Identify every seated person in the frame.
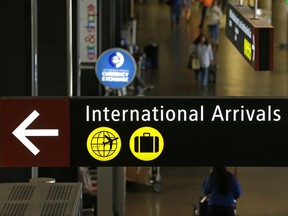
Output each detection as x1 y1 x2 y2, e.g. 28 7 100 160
78 167 97 215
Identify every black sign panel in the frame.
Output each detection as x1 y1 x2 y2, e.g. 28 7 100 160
70 97 288 167
2 97 288 167
225 2 273 71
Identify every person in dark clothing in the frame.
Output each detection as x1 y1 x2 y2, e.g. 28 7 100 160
202 167 242 216
198 0 213 30
168 0 183 27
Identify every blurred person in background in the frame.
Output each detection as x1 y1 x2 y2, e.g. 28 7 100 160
198 0 213 30
167 0 183 27
206 0 222 50
79 167 98 216
182 0 192 22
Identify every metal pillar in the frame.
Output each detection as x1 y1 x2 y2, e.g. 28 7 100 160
31 0 38 97
67 0 73 97
272 0 288 46
253 0 258 19
31 0 38 179
258 0 271 10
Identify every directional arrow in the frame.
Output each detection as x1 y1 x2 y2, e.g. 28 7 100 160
12 110 59 156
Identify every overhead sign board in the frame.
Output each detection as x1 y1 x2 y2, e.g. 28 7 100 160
95 48 136 89
225 2 273 71
0 98 70 167
1 97 288 167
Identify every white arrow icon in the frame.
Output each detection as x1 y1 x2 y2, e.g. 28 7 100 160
12 110 59 156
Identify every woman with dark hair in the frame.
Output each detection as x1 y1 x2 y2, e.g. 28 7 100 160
192 33 213 88
202 167 242 216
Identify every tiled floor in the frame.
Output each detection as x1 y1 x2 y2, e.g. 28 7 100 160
125 1 288 216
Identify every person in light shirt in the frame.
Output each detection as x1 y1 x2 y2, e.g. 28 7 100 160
206 0 223 50
195 33 214 88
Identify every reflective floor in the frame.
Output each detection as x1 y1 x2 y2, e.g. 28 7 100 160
126 167 288 216
125 1 288 216
135 1 288 97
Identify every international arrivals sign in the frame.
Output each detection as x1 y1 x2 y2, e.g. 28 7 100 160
1 97 288 167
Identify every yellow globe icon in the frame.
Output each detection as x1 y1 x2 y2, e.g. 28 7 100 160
87 127 121 161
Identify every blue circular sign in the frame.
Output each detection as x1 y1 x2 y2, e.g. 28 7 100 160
96 48 137 89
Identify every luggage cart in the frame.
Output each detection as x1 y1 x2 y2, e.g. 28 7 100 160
193 196 238 216
144 43 159 69
193 196 208 216
126 166 163 193
149 166 163 193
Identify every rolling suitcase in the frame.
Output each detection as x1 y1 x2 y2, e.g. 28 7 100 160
208 64 217 84
193 196 209 216
199 196 209 216
144 44 159 69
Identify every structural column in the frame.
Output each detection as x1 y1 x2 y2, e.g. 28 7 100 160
97 167 114 216
272 0 288 46
258 0 271 10
97 167 126 216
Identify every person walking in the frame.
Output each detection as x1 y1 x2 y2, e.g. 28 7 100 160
192 33 213 88
202 167 242 216
182 0 192 22
198 0 213 30
206 0 222 50
169 0 183 27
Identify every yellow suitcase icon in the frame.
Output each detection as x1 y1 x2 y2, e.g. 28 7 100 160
134 133 159 153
